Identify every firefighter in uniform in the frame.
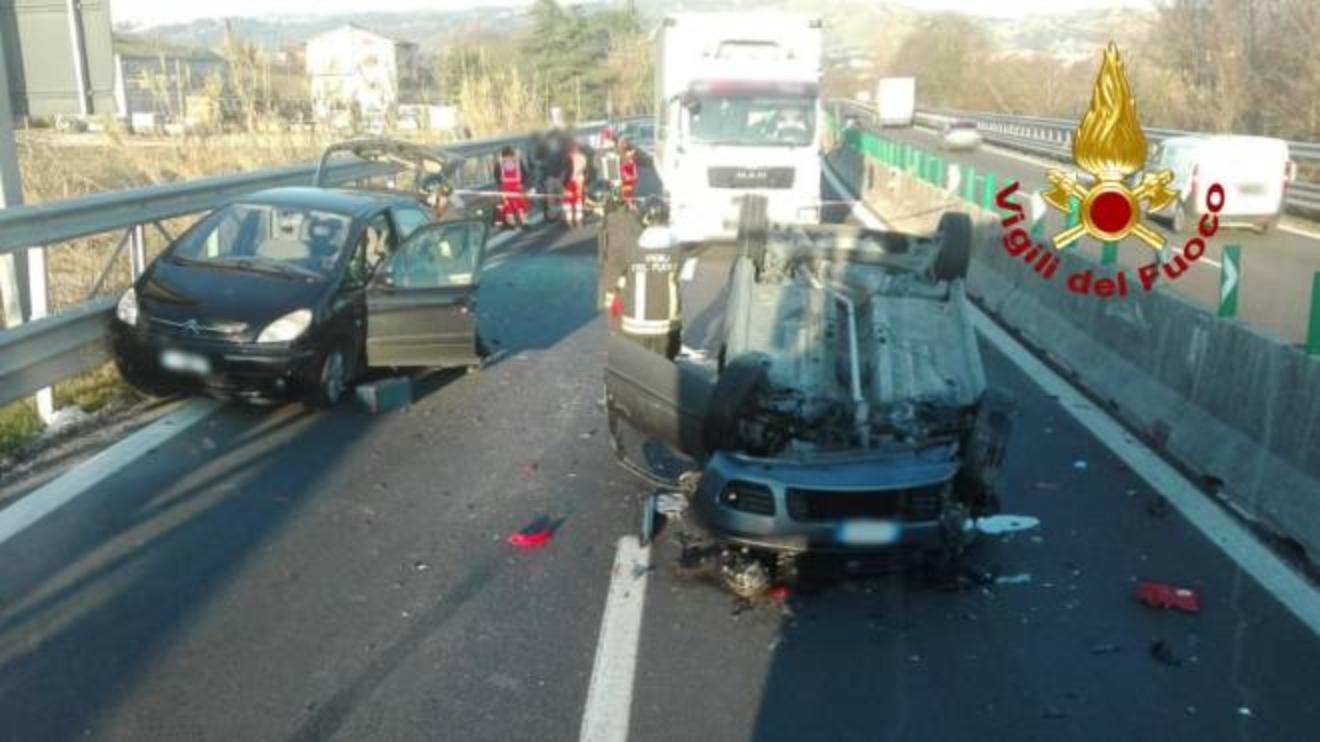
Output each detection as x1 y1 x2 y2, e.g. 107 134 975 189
599 198 681 359
493 146 529 229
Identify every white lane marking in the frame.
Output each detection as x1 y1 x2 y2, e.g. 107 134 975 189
679 257 698 282
970 307 1320 637
579 535 651 742
0 399 222 545
1280 222 1320 240
826 157 1320 638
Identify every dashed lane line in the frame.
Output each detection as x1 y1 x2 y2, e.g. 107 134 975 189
578 536 651 742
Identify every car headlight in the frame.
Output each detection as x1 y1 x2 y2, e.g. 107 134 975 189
116 287 139 326
256 309 312 343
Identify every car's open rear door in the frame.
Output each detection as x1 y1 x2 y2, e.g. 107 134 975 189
365 219 486 368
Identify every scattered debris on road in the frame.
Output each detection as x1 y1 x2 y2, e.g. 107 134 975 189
508 515 560 548
973 514 1041 535
1149 639 1183 666
1135 580 1201 613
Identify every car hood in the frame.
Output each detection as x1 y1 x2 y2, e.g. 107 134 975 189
138 258 328 341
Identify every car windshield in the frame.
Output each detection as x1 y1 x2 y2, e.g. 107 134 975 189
688 94 816 147
170 202 354 279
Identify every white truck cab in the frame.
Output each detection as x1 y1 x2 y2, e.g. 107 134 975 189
654 13 823 243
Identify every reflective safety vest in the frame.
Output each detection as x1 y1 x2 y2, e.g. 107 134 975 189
617 236 680 337
499 159 523 189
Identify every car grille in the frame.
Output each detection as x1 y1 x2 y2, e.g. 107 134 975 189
719 481 776 516
707 166 795 189
786 484 945 523
148 316 249 340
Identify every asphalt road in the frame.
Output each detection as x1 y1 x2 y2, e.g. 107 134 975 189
878 126 1320 344
1 166 1318 741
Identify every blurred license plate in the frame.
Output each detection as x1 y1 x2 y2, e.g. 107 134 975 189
835 520 901 545
160 349 211 375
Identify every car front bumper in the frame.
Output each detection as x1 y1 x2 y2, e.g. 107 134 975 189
112 323 323 401
689 448 962 554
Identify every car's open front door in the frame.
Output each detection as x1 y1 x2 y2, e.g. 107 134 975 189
365 219 487 368
605 332 714 462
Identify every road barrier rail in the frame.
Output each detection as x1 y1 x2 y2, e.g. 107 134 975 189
0 121 630 409
832 99 1320 214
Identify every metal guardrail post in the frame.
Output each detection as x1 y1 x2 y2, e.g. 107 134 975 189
962 166 976 202
1219 245 1241 318
129 224 147 278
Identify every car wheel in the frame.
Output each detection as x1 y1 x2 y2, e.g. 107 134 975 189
313 347 347 408
934 211 972 281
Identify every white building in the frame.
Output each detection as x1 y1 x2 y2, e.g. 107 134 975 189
305 24 419 122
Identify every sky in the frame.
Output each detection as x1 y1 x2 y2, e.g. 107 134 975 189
111 0 1154 27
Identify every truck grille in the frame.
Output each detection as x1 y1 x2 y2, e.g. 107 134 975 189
785 484 944 523
707 166 795 189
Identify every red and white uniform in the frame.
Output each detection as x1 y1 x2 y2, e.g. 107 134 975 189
620 155 639 206
563 149 589 225
497 157 528 225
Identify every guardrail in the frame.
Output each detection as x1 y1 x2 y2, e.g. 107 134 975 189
0 121 630 409
832 99 1320 214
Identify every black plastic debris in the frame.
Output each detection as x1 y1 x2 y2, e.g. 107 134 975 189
1149 639 1183 666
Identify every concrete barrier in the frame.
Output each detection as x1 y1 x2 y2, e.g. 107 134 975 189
825 139 1320 564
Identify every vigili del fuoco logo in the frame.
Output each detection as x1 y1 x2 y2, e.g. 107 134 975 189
995 42 1226 298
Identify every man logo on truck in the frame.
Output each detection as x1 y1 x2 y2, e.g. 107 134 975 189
1041 42 1178 253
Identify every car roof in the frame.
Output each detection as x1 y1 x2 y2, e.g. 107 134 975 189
239 186 418 218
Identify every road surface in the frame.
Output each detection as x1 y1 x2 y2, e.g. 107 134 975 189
0 166 1317 742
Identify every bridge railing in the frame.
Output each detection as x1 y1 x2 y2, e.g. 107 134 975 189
0 121 629 410
832 99 1320 214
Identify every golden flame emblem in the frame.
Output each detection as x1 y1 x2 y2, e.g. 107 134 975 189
1043 43 1177 251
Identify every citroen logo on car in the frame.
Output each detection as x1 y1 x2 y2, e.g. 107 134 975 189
182 319 202 336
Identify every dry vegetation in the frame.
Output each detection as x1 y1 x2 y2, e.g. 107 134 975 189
825 0 1320 143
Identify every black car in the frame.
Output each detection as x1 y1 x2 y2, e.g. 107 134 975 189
112 186 489 405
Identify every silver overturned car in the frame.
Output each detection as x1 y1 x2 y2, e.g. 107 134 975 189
605 197 1014 594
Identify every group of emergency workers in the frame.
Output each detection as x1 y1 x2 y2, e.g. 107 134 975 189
493 127 640 231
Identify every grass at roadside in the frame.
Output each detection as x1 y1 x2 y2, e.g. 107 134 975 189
0 364 133 458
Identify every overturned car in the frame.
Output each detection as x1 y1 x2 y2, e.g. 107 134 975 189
605 197 1014 592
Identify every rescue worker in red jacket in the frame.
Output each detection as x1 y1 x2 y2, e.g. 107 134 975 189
619 142 640 207
494 146 530 229
563 142 590 228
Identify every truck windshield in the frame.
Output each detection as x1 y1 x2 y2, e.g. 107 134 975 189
688 95 816 147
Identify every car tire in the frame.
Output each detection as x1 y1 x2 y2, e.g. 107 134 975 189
934 211 973 281
313 347 347 408
701 352 768 454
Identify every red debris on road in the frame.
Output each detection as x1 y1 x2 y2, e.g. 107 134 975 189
1135 581 1201 613
508 528 554 548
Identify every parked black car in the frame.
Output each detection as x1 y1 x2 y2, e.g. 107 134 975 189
112 184 489 406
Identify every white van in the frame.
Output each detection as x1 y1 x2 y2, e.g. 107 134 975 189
1151 135 1296 233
